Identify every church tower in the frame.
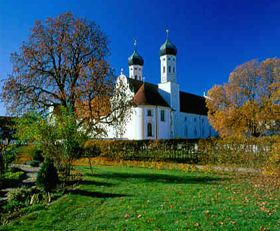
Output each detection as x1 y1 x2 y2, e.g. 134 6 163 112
158 29 180 137
128 39 144 81
159 29 177 83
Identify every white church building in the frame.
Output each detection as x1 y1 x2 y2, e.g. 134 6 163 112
107 32 218 140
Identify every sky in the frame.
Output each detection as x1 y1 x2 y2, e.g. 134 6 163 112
1 0 280 116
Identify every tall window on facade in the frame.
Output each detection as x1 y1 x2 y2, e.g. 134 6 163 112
160 110 165 121
173 67 175 73
147 123 153 137
168 66 171 73
194 127 197 137
163 66 165 73
147 109 152 116
135 75 137 79
185 126 188 136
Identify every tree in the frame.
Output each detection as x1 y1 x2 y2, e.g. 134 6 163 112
1 12 131 137
207 58 280 137
15 107 88 180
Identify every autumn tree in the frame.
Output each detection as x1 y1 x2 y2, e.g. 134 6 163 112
1 12 131 137
207 58 280 137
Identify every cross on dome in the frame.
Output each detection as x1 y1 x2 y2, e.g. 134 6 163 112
166 27 169 38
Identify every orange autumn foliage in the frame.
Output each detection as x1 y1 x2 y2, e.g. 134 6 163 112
1 12 131 137
207 58 280 137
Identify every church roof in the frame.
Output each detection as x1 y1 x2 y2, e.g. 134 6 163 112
126 77 208 115
180 92 208 115
128 79 170 107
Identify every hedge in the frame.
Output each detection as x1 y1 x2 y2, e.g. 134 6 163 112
84 139 200 163
84 137 280 167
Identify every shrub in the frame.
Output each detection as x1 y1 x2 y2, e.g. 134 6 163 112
36 160 59 192
7 186 30 203
28 160 40 167
3 171 25 181
0 144 17 175
33 149 44 162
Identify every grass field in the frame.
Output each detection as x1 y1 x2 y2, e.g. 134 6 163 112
1 166 279 230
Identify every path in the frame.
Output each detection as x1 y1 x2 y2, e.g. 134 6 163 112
0 164 39 204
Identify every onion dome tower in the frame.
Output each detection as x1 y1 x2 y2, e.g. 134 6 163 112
159 29 177 83
128 39 144 81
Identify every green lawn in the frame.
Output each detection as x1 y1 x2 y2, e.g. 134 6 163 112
1 166 279 230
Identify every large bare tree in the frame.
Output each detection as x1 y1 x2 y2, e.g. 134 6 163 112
1 12 131 137
207 58 280 137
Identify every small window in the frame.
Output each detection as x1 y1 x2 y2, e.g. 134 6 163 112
163 66 165 73
147 109 152 116
173 58 175 61
185 116 187 121
135 75 137 79
168 66 171 73
173 67 175 73
163 58 165 61
134 68 137 70
194 118 196 122
194 127 197 137
202 119 204 124
168 57 170 60
160 110 165 121
147 123 153 137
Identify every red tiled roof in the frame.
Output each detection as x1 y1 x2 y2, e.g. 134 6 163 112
126 77 208 115
132 83 170 107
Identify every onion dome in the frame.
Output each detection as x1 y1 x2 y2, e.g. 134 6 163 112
159 29 177 56
128 50 144 66
128 38 144 66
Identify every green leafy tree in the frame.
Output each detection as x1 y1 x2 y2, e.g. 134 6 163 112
15 106 87 180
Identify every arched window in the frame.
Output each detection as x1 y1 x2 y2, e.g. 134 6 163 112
194 127 197 137
147 123 153 137
185 126 188 136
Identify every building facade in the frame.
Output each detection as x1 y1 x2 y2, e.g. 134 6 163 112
107 33 218 140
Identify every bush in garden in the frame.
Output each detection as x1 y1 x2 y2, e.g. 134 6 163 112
36 160 59 192
0 143 17 175
33 149 44 162
7 186 30 203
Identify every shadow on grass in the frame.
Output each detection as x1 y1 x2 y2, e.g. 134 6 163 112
89 172 225 185
70 189 129 198
80 180 115 187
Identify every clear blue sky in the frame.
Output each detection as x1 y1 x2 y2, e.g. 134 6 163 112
1 0 280 116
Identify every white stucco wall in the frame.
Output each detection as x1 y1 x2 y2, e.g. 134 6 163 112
129 65 143 81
